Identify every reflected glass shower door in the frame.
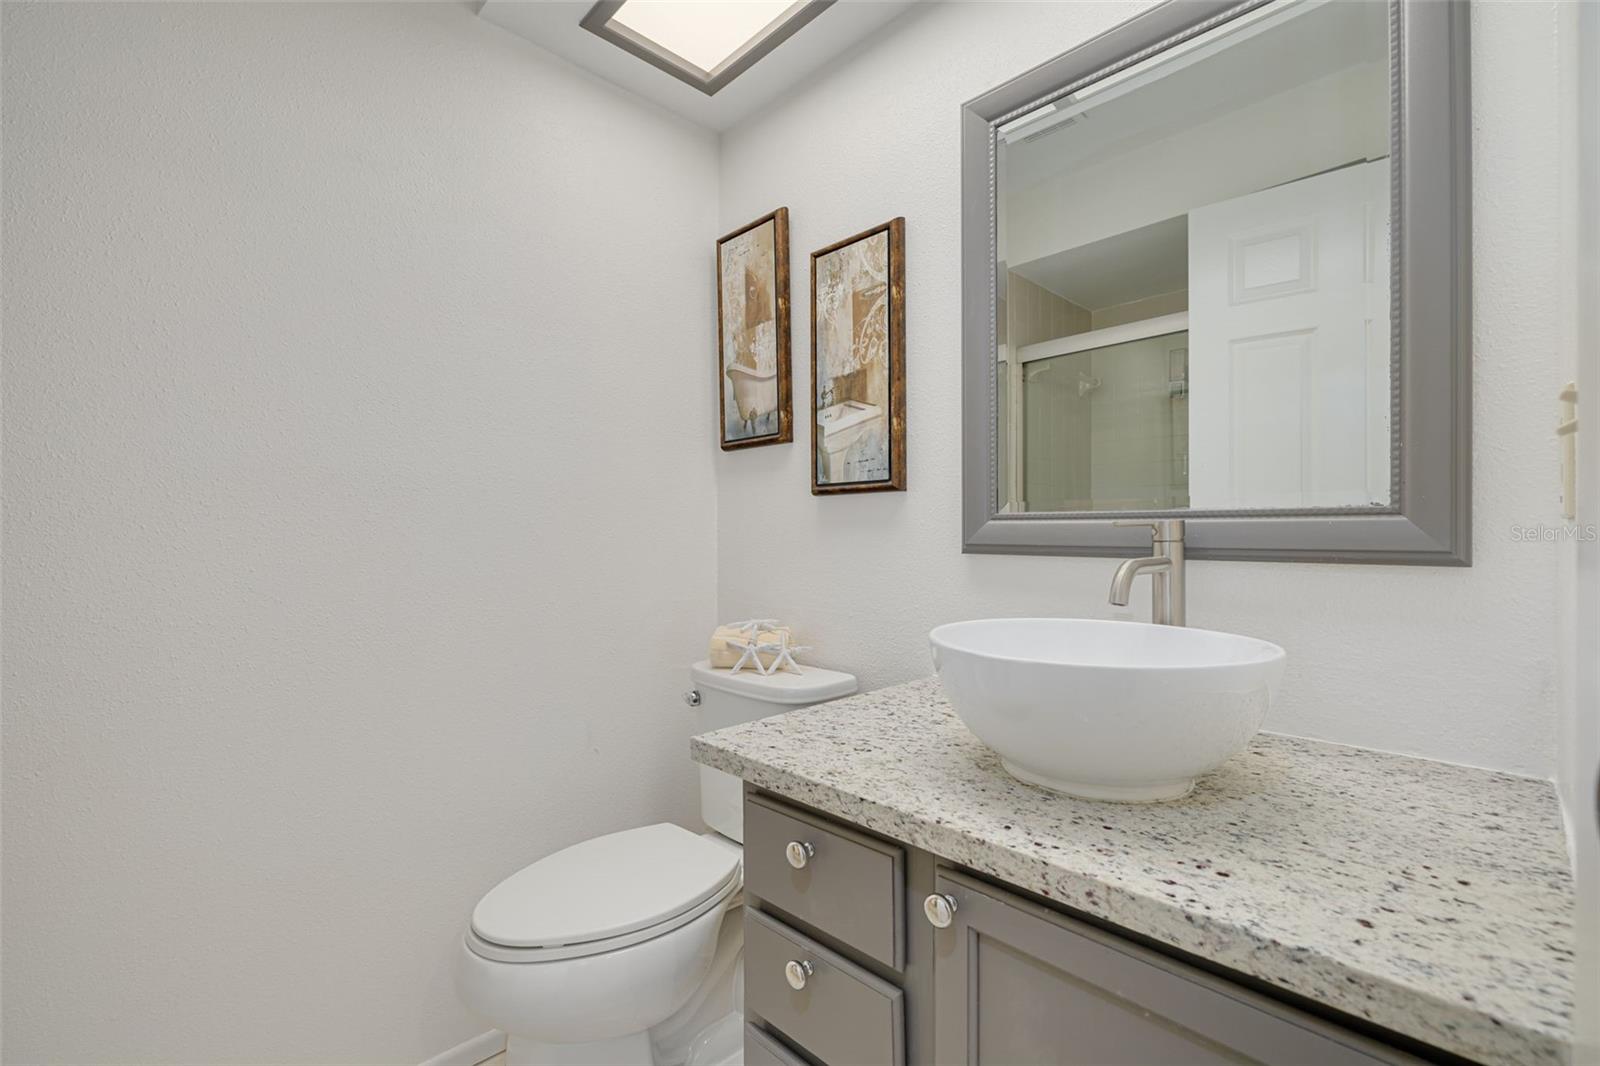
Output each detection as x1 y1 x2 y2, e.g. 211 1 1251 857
1021 331 1189 512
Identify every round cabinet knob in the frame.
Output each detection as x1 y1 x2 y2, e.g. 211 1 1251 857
784 840 815 869
924 893 959 929
784 959 815 990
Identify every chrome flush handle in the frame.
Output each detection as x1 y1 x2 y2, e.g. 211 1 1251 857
924 893 958 928
785 840 815 869
784 959 815 990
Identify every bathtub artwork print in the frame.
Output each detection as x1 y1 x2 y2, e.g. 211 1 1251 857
716 208 791 449
810 217 906 493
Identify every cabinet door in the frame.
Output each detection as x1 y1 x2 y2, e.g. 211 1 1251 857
930 870 1417 1066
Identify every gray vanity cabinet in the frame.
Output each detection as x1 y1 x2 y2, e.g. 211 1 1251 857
742 789 1425 1066
929 870 1420 1066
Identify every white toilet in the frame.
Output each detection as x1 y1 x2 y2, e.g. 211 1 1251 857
456 661 857 1066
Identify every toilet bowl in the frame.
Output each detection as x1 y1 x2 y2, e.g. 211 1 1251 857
457 824 743 1065
457 662 857 1066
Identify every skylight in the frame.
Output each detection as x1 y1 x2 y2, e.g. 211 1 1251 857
581 1 834 96
611 1 797 74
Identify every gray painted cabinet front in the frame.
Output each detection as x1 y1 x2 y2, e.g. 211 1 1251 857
930 869 1422 1066
745 907 906 1066
744 1024 809 1066
743 789 1433 1066
744 791 906 969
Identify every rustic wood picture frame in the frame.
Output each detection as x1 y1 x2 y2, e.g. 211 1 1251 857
716 207 792 450
810 217 906 494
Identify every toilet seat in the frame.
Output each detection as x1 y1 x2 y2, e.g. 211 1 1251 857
467 823 742 964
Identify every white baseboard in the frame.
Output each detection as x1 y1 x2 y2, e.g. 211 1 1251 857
420 1029 506 1066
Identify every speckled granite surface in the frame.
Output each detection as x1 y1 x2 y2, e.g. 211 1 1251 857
691 677 1575 1066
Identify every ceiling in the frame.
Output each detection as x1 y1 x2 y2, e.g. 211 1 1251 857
1011 215 1187 311
478 0 922 131
1001 0 1388 195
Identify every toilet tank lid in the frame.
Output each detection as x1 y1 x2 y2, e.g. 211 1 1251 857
691 660 857 704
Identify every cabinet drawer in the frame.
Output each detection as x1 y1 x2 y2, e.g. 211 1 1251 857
743 793 905 968
745 1024 809 1066
745 908 905 1066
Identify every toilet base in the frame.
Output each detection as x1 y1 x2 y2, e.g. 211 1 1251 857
506 1030 652 1066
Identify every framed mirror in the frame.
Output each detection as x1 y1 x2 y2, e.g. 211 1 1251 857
961 0 1470 563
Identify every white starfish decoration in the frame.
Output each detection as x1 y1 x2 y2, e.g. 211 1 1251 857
726 618 781 640
762 633 812 676
726 637 766 676
720 619 808 676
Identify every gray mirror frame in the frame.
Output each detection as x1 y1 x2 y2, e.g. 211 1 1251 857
961 0 1470 565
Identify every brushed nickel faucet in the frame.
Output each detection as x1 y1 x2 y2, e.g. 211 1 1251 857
1108 520 1186 626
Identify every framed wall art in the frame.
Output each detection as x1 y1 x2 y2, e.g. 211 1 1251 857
810 217 905 494
716 208 792 449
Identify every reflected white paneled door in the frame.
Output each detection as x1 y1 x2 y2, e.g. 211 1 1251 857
1187 159 1391 510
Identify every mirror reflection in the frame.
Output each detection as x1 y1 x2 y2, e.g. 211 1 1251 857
995 0 1393 514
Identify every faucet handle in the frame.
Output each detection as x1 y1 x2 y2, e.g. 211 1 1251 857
1112 519 1184 542
1112 520 1158 542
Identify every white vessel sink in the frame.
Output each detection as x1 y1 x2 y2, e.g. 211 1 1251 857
929 618 1286 802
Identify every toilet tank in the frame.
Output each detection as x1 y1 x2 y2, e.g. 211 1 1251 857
689 660 857 842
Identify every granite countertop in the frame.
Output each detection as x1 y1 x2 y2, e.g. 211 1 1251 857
691 678 1575 1066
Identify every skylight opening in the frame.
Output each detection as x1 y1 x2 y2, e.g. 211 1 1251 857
610 1 798 75
581 0 835 96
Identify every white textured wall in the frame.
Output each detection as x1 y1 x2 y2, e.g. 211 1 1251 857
716 0 1565 777
1556 0 1600 1054
1 4 718 1062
